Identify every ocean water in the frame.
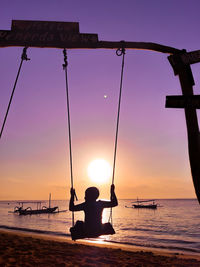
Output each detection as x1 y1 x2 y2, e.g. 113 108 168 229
0 199 200 255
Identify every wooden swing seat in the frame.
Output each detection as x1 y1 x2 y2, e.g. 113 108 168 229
70 220 115 240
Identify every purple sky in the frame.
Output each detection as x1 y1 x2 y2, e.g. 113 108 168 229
1 0 200 200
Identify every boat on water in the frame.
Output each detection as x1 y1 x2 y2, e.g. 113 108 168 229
14 193 59 215
132 199 158 209
17 206 58 215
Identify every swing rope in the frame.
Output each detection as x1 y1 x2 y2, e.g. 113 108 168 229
112 44 126 185
0 47 30 139
63 45 125 227
109 43 126 224
63 48 77 227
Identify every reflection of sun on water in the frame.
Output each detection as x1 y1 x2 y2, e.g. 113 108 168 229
88 159 112 184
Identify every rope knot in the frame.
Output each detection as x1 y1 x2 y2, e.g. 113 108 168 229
21 47 30 61
63 48 68 69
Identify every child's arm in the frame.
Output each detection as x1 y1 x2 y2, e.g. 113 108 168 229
101 184 118 208
69 188 84 211
110 184 118 207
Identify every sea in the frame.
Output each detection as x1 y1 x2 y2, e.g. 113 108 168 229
0 199 200 255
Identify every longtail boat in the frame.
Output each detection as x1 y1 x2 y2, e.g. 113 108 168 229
14 193 58 215
132 199 157 209
18 206 58 215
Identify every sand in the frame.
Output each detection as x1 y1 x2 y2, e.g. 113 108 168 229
0 230 200 267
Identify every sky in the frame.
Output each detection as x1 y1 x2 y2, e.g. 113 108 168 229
1 0 200 200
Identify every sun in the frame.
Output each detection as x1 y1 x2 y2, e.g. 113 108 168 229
88 159 112 184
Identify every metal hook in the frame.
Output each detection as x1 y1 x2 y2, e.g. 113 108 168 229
116 41 126 56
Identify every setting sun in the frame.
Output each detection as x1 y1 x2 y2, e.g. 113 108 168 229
88 159 112 184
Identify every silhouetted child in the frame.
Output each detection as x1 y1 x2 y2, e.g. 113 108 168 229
69 185 118 239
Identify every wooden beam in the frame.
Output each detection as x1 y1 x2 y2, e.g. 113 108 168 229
97 41 181 54
0 20 181 54
0 33 181 53
168 49 200 72
165 95 200 109
180 50 200 65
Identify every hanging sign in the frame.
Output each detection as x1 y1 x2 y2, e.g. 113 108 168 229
11 20 80 33
0 31 98 48
165 95 200 109
0 20 98 48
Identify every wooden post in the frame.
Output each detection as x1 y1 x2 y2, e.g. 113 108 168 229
177 66 200 203
168 51 200 204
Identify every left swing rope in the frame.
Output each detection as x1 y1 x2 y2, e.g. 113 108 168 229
0 47 30 139
63 48 77 227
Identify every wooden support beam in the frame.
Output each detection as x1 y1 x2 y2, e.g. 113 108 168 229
0 33 181 53
165 95 200 109
180 50 200 65
97 41 181 54
0 20 181 54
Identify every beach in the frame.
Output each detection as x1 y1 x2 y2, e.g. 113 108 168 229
0 230 200 267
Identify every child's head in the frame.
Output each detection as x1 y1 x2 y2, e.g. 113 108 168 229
85 187 99 202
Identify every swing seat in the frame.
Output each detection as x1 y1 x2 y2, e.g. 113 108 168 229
70 220 115 240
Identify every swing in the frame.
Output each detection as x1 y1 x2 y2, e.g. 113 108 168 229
63 45 126 240
70 221 115 240
0 45 125 240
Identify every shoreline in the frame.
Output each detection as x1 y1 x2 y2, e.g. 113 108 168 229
0 229 200 266
0 226 200 259
1 224 199 257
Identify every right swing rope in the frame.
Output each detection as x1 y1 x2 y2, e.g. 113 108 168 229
109 44 126 224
